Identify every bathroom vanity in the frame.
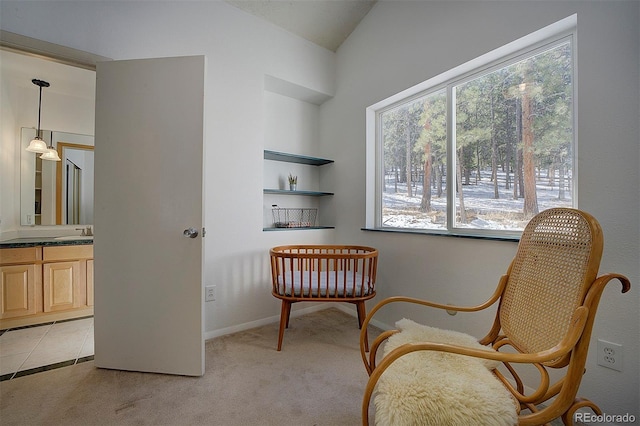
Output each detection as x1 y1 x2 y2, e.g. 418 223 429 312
0 238 93 330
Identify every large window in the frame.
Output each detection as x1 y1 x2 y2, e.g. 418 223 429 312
367 17 576 238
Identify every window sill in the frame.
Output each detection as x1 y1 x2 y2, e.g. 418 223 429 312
361 227 520 242
264 226 335 231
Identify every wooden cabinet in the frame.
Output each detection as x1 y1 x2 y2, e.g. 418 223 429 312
87 259 94 307
43 245 93 312
1 264 39 319
43 261 82 312
0 248 42 319
0 244 93 329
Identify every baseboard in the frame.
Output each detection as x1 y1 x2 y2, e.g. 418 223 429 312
204 303 333 341
203 303 392 342
333 303 392 331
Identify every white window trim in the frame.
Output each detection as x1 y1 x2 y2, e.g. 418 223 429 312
365 14 577 239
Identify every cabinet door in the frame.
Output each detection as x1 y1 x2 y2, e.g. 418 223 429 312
43 261 84 312
0 265 37 319
86 259 94 307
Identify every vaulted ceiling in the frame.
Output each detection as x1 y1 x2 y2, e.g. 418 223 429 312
1 1 378 93
225 0 377 52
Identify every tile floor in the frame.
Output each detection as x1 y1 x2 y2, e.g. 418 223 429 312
0 316 94 381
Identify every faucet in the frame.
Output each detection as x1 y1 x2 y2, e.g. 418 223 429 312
75 226 93 236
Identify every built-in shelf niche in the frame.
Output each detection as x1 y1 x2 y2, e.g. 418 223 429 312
263 150 334 231
262 74 335 232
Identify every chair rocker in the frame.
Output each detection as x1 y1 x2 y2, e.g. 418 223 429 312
359 208 630 426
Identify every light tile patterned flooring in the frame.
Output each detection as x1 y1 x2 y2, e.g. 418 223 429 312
0 317 94 381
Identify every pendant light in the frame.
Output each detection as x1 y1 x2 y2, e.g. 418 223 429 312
40 143 61 161
25 79 50 154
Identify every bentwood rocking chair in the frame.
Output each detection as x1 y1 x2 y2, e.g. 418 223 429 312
360 208 630 426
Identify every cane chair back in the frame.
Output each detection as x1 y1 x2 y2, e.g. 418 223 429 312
498 208 603 367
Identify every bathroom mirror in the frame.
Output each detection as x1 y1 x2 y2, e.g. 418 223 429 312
20 127 94 226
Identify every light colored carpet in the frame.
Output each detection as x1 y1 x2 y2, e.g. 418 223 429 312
1 308 379 426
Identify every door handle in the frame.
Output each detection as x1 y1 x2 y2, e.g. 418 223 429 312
183 227 199 238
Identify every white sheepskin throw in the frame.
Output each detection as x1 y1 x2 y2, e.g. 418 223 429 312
373 319 518 426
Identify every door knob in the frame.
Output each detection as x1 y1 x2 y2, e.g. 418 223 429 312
183 227 199 238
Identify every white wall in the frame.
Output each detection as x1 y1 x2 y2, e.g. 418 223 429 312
0 1 337 337
322 0 639 418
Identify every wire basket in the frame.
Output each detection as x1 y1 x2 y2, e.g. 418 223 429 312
272 205 317 228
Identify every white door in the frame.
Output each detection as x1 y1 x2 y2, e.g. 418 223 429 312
94 56 205 376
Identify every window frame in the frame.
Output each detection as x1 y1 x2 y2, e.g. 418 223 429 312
365 15 577 240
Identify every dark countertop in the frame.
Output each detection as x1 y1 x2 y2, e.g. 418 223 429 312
0 237 94 248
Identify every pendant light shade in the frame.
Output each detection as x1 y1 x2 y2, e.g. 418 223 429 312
25 137 48 153
40 148 61 161
26 79 59 160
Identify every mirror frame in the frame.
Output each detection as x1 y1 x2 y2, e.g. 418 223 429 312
56 142 95 224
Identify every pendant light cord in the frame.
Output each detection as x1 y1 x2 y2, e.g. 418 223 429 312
36 84 42 139
31 78 50 140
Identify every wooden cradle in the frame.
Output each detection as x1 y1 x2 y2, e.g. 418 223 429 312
269 245 378 351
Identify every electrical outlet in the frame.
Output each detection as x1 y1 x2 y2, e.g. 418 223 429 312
205 285 216 302
597 339 623 371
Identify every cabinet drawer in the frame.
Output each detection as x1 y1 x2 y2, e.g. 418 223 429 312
0 247 42 265
43 245 93 261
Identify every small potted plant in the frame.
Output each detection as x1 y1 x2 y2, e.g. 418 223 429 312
288 173 297 191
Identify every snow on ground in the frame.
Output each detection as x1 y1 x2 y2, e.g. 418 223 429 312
383 174 572 231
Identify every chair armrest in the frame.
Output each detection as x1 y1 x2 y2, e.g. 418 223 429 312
360 274 509 372
391 306 586 366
